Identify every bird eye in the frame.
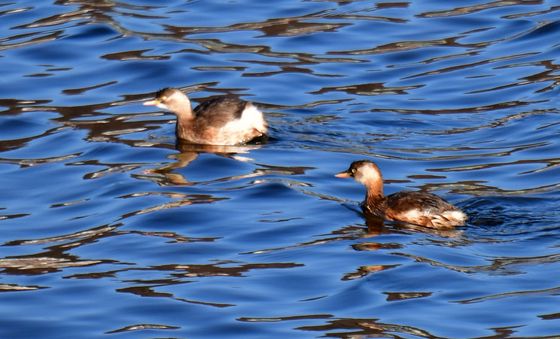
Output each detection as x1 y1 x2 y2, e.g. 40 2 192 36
351 168 356 174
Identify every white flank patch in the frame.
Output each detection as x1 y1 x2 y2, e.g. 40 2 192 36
402 208 466 226
441 210 467 223
218 104 267 144
241 104 267 133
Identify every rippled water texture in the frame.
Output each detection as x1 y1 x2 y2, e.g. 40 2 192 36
1 0 560 338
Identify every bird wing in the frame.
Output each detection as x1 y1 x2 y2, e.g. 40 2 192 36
193 96 247 129
385 191 454 215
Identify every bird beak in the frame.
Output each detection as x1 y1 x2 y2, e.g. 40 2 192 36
335 171 352 178
143 99 160 106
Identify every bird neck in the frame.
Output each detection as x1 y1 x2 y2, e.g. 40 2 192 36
176 103 193 120
175 109 195 141
364 180 384 202
175 113 196 140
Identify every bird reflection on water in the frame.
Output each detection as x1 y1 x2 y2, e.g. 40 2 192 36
140 142 266 186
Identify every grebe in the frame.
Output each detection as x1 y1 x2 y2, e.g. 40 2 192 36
144 88 268 145
336 160 467 229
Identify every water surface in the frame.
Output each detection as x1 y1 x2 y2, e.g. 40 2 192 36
1 0 560 338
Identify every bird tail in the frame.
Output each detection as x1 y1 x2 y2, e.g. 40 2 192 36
245 103 268 135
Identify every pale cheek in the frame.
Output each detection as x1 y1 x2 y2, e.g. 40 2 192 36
356 176 369 185
358 172 379 184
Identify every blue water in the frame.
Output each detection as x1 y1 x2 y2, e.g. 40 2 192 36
1 1 560 338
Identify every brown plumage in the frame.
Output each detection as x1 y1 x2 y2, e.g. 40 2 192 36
144 88 268 145
336 160 467 229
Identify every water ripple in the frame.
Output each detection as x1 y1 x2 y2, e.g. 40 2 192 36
1 0 560 338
